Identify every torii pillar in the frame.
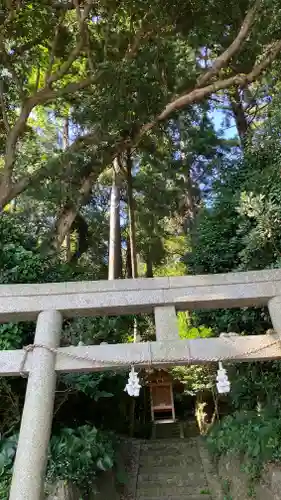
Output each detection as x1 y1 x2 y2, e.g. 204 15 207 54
269 296 281 337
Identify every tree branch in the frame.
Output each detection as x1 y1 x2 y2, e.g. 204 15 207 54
45 11 67 86
155 39 281 124
46 0 94 86
5 35 280 213
46 33 281 251
125 14 152 60
50 33 281 183
1 100 34 191
196 0 261 88
0 79 10 132
0 64 102 197
33 71 102 106
0 0 154 204
0 42 25 99
11 37 45 57
74 0 95 71
0 6 17 44
1 0 279 221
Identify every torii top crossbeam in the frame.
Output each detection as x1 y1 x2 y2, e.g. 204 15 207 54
3 268 281 500
1 268 281 321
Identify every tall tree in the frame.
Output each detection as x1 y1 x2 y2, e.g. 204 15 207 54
126 150 138 279
1 0 281 252
50 0 281 247
108 158 122 279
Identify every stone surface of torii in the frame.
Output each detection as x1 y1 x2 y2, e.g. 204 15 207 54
2 267 281 322
1 268 281 500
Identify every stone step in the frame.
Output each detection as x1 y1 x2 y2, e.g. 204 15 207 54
140 449 198 456
137 479 208 489
140 445 199 456
139 451 200 461
139 454 201 467
135 438 214 500
136 485 210 497
140 447 198 456
138 472 207 485
137 465 204 476
153 422 184 439
137 495 212 500
142 439 198 448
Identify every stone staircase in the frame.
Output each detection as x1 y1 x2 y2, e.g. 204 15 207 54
136 438 213 500
152 421 184 440
152 420 199 440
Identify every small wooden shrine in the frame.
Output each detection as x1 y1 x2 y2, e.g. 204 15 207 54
146 369 175 423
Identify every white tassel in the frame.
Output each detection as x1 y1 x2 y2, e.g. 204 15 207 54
216 361 230 394
124 366 141 397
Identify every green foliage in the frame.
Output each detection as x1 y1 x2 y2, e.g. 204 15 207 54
0 426 116 497
61 372 114 401
0 214 74 285
229 360 281 411
172 365 214 396
207 408 281 484
0 379 22 437
0 434 18 474
47 425 115 492
172 315 214 395
186 96 281 334
178 314 213 339
63 315 133 346
0 324 26 350
0 214 89 352
188 95 281 278
0 434 18 500
187 95 281 483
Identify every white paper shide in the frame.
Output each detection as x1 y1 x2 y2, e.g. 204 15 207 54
216 361 231 394
124 366 141 397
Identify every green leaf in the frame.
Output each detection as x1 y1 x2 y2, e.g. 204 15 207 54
94 391 114 401
96 455 113 471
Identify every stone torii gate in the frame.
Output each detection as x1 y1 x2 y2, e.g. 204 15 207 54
1 269 281 500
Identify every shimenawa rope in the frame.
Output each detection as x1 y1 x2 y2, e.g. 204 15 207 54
19 333 281 377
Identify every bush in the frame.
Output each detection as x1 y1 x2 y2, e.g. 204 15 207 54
207 407 281 482
0 434 18 500
0 426 116 497
47 425 115 493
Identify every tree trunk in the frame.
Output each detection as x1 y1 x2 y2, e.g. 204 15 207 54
108 159 122 280
49 175 94 251
126 235 132 278
52 204 80 250
229 87 249 144
0 184 14 210
178 147 199 244
184 168 197 230
145 253 153 278
126 151 138 279
62 117 72 262
65 232 71 262
126 150 139 345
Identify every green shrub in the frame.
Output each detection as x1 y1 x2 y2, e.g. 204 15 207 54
0 434 18 500
47 425 115 492
0 426 116 497
207 407 281 483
